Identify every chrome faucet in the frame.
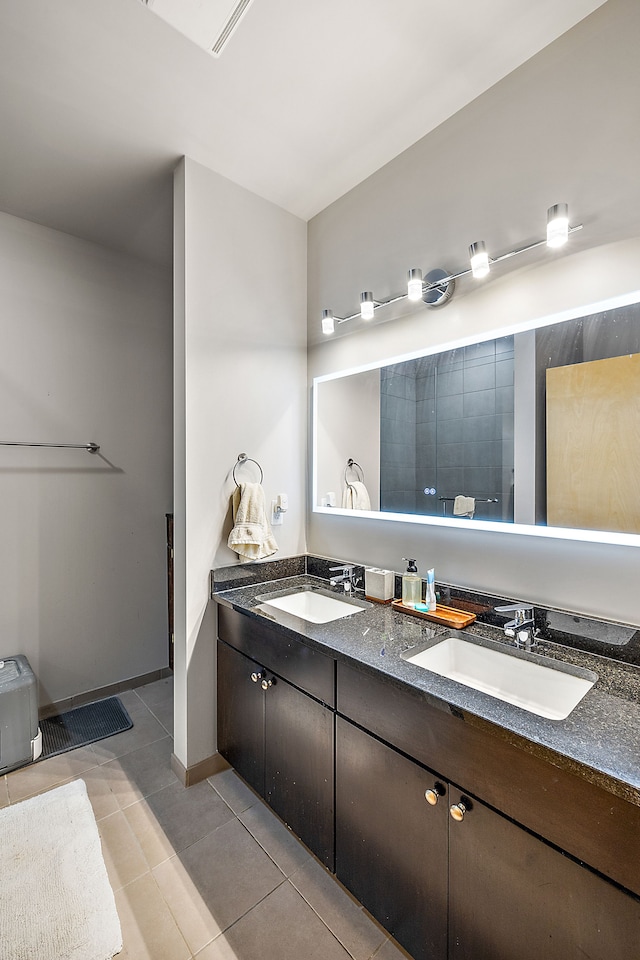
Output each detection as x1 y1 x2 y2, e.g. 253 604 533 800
329 564 359 593
495 603 538 652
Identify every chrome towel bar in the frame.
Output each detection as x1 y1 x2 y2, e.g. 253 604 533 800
0 441 100 454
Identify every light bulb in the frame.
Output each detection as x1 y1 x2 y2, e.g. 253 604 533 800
469 241 490 279
321 309 335 336
547 203 569 248
360 291 375 321
407 268 423 302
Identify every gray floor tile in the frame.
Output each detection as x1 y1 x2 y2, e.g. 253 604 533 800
157 816 285 936
196 881 353 960
153 851 225 954
147 697 173 735
208 767 258 815
115 688 152 719
291 856 387 960
100 736 178 808
90 696 169 762
114 872 192 960
125 778 235 867
239 799 311 876
134 678 174 733
134 676 174 710
79 762 121 820
5 745 98 803
0 776 9 808
98 808 150 892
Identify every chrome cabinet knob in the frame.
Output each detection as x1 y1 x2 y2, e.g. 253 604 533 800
261 678 274 690
449 801 468 822
424 783 445 806
250 671 263 683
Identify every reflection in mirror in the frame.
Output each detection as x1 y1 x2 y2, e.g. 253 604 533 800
379 337 514 522
313 296 640 537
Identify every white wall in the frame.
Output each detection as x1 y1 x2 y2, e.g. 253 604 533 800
315 369 380 509
307 0 640 625
0 212 173 705
174 157 307 770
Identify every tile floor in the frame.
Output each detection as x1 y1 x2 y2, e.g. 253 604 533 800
0 676 409 960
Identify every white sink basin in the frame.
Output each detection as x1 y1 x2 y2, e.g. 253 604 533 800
256 588 368 624
404 636 596 720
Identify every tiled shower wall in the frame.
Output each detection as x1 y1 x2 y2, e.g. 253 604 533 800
380 337 514 520
379 367 417 513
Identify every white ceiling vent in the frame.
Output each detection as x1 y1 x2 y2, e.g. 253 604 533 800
140 0 256 57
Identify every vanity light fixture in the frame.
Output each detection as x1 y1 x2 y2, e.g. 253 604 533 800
469 241 490 279
407 268 424 301
322 309 335 335
360 292 375 321
320 203 582 334
547 202 570 248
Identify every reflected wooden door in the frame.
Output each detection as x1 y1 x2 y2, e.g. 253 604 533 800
546 353 640 533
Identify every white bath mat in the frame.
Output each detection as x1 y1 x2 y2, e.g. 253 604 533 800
0 779 122 960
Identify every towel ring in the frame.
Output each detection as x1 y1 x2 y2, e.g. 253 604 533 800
233 453 264 486
344 458 364 485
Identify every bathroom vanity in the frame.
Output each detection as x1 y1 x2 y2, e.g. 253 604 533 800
212 559 640 960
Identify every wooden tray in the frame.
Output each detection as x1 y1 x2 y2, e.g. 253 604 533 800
391 600 476 629
365 594 394 605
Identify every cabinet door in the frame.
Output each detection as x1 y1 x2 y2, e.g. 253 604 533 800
448 787 640 960
217 640 265 795
336 717 448 960
265 676 335 870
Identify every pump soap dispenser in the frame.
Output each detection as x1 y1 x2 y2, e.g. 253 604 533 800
401 558 422 608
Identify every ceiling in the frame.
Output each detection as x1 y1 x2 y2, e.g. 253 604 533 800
0 0 606 266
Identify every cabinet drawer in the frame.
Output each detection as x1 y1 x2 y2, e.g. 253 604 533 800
217 604 335 706
337 659 640 898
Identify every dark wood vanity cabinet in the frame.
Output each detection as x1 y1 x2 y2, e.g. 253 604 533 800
336 717 448 960
448 783 640 960
337 716 640 960
217 605 640 960
336 663 640 960
216 613 335 869
217 639 265 795
264 664 334 868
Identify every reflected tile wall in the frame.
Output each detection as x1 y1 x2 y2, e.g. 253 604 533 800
380 338 515 520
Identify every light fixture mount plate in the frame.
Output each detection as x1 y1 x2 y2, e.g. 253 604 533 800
423 268 455 308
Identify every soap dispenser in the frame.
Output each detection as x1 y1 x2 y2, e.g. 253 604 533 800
401 558 422 608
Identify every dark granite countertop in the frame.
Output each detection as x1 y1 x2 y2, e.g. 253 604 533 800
212 571 640 808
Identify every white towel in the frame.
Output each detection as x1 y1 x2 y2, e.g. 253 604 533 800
453 495 475 518
342 481 371 511
228 482 278 562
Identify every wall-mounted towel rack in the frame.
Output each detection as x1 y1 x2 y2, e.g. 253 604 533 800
0 440 100 454
439 495 498 517
233 453 264 486
344 458 364 485
438 496 499 504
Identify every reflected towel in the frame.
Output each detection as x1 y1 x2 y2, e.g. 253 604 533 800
228 482 278 562
453 495 475 518
342 481 371 511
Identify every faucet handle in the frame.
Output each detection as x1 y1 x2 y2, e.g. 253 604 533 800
495 603 533 617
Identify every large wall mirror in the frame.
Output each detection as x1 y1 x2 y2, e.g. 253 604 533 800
312 292 640 544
